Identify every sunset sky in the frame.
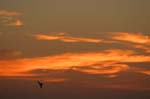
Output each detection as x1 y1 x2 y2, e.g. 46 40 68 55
0 0 150 99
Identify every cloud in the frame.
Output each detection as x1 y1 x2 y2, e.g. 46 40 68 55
110 32 150 53
0 10 23 27
0 49 149 77
112 32 150 44
5 19 23 26
105 74 118 78
131 66 150 76
44 78 66 82
134 45 150 53
0 10 21 16
0 47 149 90
73 63 129 75
138 70 150 75
33 32 104 43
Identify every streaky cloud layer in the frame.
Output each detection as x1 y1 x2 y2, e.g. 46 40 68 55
0 49 149 77
112 32 150 44
5 19 23 26
0 10 21 16
0 32 149 90
33 32 104 43
0 9 23 27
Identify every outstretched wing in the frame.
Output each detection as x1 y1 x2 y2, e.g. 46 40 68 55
37 81 43 88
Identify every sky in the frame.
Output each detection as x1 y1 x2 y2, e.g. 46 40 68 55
0 0 150 99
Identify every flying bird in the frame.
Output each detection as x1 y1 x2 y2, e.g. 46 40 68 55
37 80 43 88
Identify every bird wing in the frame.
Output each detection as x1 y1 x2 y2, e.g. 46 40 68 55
37 81 43 88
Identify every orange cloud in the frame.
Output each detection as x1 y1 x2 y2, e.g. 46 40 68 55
18 77 67 83
0 10 23 27
73 64 129 75
139 71 150 75
34 33 103 43
0 49 150 77
105 75 118 78
44 78 66 82
5 19 23 26
112 32 150 44
105 84 150 91
131 67 150 76
0 10 21 16
111 32 150 53
134 45 150 53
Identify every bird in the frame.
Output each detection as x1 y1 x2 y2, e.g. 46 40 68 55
37 80 43 88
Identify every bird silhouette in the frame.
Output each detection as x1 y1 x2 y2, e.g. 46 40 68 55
37 80 43 88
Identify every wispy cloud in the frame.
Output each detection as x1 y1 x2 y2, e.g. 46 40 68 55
139 70 150 75
73 63 129 75
134 45 150 53
5 19 23 26
33 32 104 43
0 10 23 27
0 49 149 77
1 32 150 90
44 78 66 82
33 32 149 53
112 32 150 44
0 10 21 16
111 32 150 53
131 66 150 76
